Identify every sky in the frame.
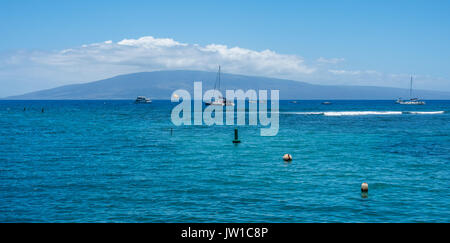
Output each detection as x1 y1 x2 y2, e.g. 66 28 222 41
1 0 450 97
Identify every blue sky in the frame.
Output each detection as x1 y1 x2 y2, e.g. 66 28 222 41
1 0 450 96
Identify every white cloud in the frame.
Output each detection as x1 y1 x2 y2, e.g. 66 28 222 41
317 57 345 64
21 36 316 80
329 69 361 75
328 69 380 76
0 36 448 96
118 36 187 47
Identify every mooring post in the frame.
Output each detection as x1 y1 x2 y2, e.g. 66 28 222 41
233 128 241 144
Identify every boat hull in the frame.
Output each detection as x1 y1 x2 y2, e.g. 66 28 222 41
205 102 235 106
397 101 425 105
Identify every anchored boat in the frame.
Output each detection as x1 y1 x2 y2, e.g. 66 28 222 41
134 96 152 104
205 66 235 106
396 76 425 105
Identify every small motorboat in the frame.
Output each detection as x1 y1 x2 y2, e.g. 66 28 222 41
134 96 152 104
322 101 332 105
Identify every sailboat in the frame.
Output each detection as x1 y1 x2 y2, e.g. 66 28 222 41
396 76 425 105
205 66 235 106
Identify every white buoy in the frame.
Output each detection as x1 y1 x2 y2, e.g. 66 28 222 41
283 154 292 161
361 182 368 192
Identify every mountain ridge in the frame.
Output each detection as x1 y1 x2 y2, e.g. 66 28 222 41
5 70 450 100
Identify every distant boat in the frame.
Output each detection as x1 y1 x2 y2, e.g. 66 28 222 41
396 76 425 105
322 101 332 105
396 97 425 105
289 101 298 104
205 66 235 106
134 96 152 104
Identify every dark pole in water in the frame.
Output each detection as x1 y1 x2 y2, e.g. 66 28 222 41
41 108 44 113
233 128 241 144
170 128 173 136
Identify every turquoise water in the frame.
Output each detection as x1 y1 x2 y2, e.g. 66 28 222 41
0 100 449 222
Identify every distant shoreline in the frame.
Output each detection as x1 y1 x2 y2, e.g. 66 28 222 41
5 71 450 100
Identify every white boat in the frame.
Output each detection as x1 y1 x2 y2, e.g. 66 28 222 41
205 66 235 106
134 96 152 104
206 98 234 106
396 98 425 105
396 76 425 105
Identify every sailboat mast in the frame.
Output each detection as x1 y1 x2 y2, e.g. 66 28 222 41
218 65 221 92
410 76 413 98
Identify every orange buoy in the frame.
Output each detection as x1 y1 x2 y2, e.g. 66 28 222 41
361 183 368 192
283 154 292 161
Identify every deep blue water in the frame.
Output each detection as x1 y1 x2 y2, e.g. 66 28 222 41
0 100 449 222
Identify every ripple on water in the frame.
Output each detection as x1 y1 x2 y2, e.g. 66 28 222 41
0 100 449 222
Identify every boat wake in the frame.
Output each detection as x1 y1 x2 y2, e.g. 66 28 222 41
282 111 446 116
403 111 445 115
324 111 402 116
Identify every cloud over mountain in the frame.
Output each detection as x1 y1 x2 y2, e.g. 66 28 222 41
0 36 448 97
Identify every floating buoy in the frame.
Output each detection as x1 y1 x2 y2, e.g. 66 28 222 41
41 108 44 113
361 182 368 192
283 154 292 161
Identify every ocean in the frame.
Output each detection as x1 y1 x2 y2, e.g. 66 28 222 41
0 100 449 222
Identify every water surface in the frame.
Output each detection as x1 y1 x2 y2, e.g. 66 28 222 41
0 100 449 222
